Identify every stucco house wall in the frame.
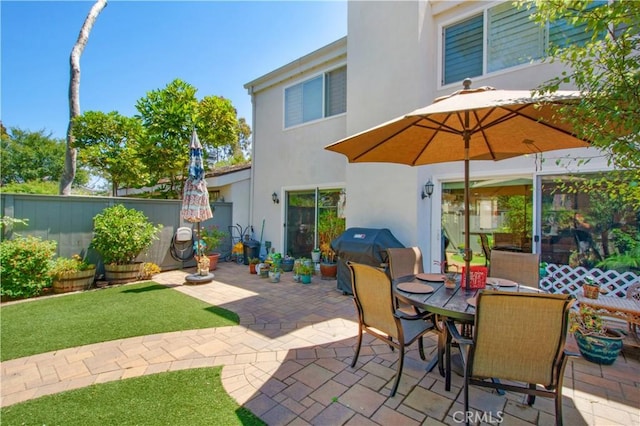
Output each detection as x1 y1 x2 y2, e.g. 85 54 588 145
246 0 613 266
245 38 347 253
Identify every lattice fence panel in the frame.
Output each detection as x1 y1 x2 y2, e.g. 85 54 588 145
540 263 640 297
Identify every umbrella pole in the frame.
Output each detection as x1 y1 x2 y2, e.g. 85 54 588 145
463 129 472 290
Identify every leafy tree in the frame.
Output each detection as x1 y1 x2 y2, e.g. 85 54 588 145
520 0 640 209
198 95 239 162
61 0 107 195
236 117 252 161
135 79 200 197
135 79 243 197
1 128 89 187
71 111 149 195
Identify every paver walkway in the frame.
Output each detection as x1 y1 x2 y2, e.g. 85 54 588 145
2 263 639 425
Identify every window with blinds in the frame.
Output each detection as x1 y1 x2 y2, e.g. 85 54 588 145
285 66 346 128
443 14 483 85
442 1 606 86
487 2 544 73
549 0 607 49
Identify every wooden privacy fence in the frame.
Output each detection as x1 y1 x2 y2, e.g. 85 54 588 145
1 194 232 274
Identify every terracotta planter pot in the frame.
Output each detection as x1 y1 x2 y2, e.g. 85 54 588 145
320 262 337 280
583 284 600 299
249 263 257 274
208 253 221 271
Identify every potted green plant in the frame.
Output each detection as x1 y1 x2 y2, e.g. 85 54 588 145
281 254 295 272
298 263 315 284
248 257 260 274
539 262 549 278
258 262 270 278
581 275 601 299
311 248 321 263
317 209 345 280
199 225 227 270
269 266 282 283
569 304 623 365
319 244 338 280
49 254 96 293
91 205 162 283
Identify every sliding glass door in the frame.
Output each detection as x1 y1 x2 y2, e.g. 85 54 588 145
285 188 345 258
441 178 533 267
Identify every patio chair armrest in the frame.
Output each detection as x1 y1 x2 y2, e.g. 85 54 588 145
445 319 473 346
395 310 434 322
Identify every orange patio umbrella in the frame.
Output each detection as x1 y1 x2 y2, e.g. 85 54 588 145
325 79 591 288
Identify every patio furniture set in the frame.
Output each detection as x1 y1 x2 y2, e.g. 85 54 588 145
347 246 639 426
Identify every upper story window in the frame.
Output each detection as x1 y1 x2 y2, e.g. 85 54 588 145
285 66 346 128
442 1 606 86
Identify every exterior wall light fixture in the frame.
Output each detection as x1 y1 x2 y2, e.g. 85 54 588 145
272 192 280 204
421 180 434 199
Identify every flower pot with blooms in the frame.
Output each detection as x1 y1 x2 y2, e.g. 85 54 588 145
139 262 161 280
569 304 623 365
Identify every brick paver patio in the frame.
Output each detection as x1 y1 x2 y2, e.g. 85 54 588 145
2 262 639 425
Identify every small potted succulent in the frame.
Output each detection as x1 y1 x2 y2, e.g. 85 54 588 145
581 276 601 299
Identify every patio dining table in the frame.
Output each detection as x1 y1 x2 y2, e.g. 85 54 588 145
393 274 541 391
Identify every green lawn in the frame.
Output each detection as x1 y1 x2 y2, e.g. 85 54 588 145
0 367 265 426
1 281 239 361
0 282 264 425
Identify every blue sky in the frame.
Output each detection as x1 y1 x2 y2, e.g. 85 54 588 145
1 0 347 140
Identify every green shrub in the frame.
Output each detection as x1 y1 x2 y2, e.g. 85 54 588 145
91 204 162 265
0 236 57 299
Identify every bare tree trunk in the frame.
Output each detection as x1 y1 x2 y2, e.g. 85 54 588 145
60 0 108 195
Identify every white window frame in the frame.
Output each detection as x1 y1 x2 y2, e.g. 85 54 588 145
283 65 346 129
